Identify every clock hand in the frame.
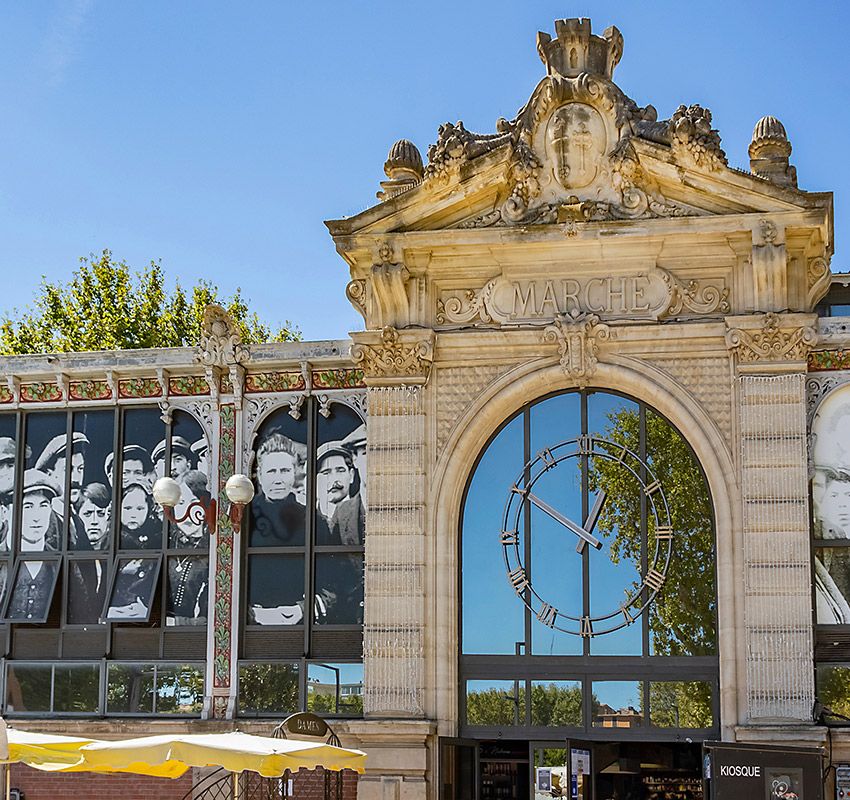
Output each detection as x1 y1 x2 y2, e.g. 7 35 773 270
575 489 607 553
523 490 603 550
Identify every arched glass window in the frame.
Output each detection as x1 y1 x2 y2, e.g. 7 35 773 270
460 389 718 737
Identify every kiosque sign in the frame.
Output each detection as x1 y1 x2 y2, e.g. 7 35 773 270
703 741 823 800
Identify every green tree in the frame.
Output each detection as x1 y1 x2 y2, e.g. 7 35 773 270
589 408 716 657
0 249 299 355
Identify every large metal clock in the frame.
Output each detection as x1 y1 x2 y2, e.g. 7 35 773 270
501 434 673 637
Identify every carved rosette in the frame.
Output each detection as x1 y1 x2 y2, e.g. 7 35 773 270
725 313 818 367
350 326 435 385
543 312 611 384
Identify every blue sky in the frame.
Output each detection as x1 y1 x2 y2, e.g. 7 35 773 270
0 1 846 341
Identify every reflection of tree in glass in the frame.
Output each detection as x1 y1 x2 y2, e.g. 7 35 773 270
530 683 582 727
53 666 100 712
588 408 716 657
156 666 204 714
238 664 299 715
818 666 850 719
649 682 712 728
465 686 526 726
307 690 364 716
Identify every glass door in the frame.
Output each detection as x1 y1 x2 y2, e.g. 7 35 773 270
440 738 478 800
531 742 590 800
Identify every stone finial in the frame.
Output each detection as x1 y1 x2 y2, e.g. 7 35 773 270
196 304 249 369
749 115 797 189
377 139 424 201
536 18 623 80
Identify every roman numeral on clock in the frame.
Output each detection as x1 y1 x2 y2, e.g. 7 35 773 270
536 603 558 628
620 603 635 625
644 569 666 591
644 479 662 497
508 567 528 593
655 525 673 541
500 530 519 546
538 448 556 469
580 616 593 638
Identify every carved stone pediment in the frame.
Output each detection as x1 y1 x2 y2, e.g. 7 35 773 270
350 327 435 385
725 313 818 369
436 268 730 328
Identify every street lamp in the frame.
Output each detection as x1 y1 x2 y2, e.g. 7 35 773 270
152 473 254 534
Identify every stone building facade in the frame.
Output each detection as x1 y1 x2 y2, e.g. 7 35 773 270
1 14 849 800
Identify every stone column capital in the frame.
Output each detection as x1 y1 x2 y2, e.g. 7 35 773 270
350 327 435 386
725 312 818 375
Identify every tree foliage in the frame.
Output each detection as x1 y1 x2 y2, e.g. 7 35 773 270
0 249 300 355
589 407 717 657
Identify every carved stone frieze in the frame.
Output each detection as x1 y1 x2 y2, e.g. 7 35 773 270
725 313 818 365
437 270 730 327
350 327 435 384
196 304 250 369
543 312 611 384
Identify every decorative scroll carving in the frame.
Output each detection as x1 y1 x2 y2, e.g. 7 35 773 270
807 255 832 308
346 279 367 319
183 399 216 443
543 312 611 384
726 313 817 363
436 280 496 325
658 268 730 318
20 382 63 403
806 372 849 428
350 326 435 382
196 304 249 369
669 104 727 172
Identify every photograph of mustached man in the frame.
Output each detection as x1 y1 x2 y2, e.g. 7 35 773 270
315 406 366 625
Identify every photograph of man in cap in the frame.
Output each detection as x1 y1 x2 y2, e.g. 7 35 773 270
35 431 90 547
6 469 64 621
250 430 329 547
74 483 112 550
35 432 90 507
334 423 367 547
19 469 62 552
105 444 154 489
0 437 17 551
191 437 209 481
152 436 196 483
316 442 355 529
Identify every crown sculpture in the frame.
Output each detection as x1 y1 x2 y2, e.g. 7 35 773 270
375 18 800 227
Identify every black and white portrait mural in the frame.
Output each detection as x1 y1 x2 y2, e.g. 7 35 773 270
813 384 850 623
246 400 366 627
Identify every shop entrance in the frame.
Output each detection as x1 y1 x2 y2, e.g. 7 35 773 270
441 739 704 800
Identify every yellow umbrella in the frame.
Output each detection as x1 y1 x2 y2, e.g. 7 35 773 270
5 730 93 768
77 731 367 779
